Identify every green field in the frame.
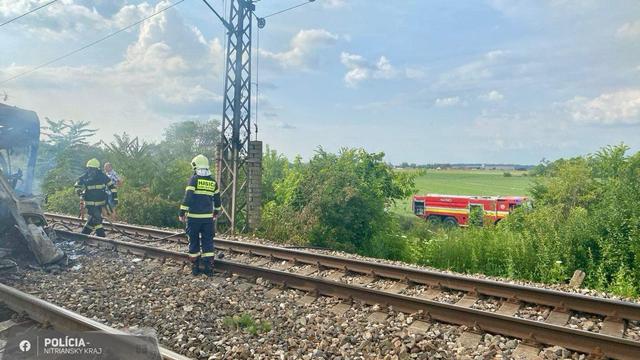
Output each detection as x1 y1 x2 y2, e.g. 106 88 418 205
393 169 532 216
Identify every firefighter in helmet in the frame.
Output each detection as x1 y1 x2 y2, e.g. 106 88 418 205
179 154 221 276
74 158 117 237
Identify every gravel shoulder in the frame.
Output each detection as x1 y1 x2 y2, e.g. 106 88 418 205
0 240 590 360
223 234 640 305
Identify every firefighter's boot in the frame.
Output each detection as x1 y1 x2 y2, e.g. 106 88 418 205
95 227 106 238
191 257 201 276
81 226 92 235
203 258 214 277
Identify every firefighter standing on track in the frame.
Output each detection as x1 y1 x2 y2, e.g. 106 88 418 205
74 158 117 237
179 154 221 276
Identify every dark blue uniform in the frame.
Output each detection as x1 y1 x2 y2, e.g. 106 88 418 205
179 174 221 274
74 169 117 237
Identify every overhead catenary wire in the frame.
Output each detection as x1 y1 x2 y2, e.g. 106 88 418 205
0 0 60 28
251 0 320 139
0 0 185 85
262 0 316 19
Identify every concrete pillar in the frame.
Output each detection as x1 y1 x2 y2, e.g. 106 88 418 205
247 141 262 231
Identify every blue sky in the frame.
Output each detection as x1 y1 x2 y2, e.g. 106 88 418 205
1 0 639 164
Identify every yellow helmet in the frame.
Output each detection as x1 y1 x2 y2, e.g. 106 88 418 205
86 158 100 169
191 154 209 170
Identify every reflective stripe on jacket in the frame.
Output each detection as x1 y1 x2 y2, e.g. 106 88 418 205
179 174 221 219
74 170 117 204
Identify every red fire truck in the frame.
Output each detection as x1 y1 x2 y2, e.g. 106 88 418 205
412 194 528 226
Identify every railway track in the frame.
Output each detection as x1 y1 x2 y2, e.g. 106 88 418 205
0 282 191 359
44 212 640 359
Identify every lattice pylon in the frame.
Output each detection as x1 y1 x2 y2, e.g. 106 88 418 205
216 0 254 234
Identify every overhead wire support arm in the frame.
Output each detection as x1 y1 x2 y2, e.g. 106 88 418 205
200 0 233 31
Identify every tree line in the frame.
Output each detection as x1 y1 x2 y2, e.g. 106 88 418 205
41 118 219 227
40 120 639 297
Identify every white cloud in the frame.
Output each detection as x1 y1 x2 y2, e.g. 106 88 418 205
322 0 346 9
0 2 226 139
486 0 537 17
119 2 222 77
487 0 597 19
340 52 401 87
469 110 575 151
436 50 510 89
0 0 135 39
260 29 339 70
150 85 223 115
434 96 462 107
111 2 153 28
353 97 405 111
567 89 640 125
616 21 640 39
273 121 296 129
480 90 504 101
405 67 426 79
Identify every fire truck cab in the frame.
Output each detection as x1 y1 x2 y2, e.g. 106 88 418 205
412 194 528 226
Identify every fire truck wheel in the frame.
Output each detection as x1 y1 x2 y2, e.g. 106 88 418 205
443 217 458 227
427 216 441 225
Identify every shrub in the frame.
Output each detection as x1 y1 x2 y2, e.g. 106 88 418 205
45 187 81 215
116 186 181 228
468 206 484 227
259 148 416 257
405 144 640 294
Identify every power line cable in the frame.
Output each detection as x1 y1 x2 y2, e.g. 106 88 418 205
0 0 185 85
0 0 60 28
262 0 316 19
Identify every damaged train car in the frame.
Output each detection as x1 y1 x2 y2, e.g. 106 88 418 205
0 103 64 266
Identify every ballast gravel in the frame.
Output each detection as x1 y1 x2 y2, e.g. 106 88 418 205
39 217 638 359
0 245 589 359
52 217 640 306
627 321 640 341
515 303 552 322
471 296 501 313
567 313 604 333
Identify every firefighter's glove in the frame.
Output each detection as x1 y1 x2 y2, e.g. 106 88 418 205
213 210 220 219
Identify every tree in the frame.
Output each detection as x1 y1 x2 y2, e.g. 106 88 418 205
262 148 416 256
101 133 155 188
261 145 289 203
160 119 221 160
101 132 190 203
42 118 97 150
39 119 100 194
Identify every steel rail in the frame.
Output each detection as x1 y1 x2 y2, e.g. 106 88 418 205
0 283 191 360
52 229 640 359
46 212 640 322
